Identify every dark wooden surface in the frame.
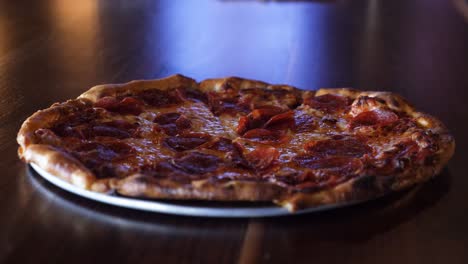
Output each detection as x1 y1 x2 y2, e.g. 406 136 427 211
1 0 467 263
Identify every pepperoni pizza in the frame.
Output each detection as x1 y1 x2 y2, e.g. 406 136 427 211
17 75 455 211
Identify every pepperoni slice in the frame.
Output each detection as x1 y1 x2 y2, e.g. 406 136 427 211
74 142 134 162
250 106 285 124
236 116 250 135
54 119 139 140
173 152 221 174
138 89 183 107
236 106 290 135
245 146 279 170
94 96 143 115
94 96 119 110
142 161 198 182
202 139 250 169
72 142 134 179
263 111 295 130
242 128 286 143
305 94 351 113
350 109 399 128
154 113 192 136
304 138 371 157
185 136 249 169
89 120 138 139
163 133 211 151
294 155 363 175
117 97 144 115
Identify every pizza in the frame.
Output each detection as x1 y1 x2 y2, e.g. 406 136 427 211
17 75 455 211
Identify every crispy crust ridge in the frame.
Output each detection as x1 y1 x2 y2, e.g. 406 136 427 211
24 145 95 189
199 76 300 93
17 75 456 212
113 175 287 202
79 74 197 102
17 99 96 189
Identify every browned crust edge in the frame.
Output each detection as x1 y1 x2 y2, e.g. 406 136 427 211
17 76 456 212
17 98 97 188
79 74 198 102
279 134 454 211
199 76 300 93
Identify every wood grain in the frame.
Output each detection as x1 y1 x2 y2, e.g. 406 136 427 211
1 0 467 263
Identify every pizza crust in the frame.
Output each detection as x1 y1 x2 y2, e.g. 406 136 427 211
17 99 96 188
17 75 456 212
79 74 198 102
199 76 298 93
113 174 287 201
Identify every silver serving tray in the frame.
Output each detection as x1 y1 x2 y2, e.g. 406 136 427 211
30 163 363 218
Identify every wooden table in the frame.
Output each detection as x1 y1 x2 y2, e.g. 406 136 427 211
1 0 467 263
